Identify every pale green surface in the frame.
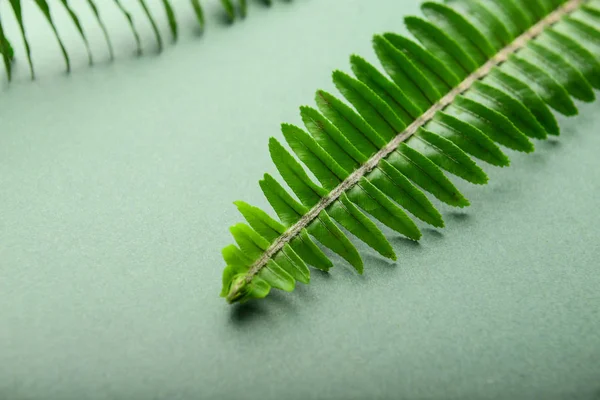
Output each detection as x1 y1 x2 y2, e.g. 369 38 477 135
1 1 600 399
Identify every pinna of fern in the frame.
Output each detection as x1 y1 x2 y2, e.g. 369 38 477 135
220 0 600 304
0 0 262 81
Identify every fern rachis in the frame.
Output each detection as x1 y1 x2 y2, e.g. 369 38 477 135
221 0 600 303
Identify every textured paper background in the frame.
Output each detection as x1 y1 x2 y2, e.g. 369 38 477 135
1 1 599 399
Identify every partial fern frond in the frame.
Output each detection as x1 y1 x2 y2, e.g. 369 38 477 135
0 0 281 81
221 0 600 304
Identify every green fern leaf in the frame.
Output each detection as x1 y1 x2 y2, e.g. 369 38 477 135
404 15 478 77
332 70 408 141
421 2 497 63
464 81 547 139
7 0 34 78
554 15 600 54
382 32 460 93
86 0 114 61
445 95 534 153
59 0 93 65
388 144 470 207
350 55 421 124
138 0 163 52
444 0 512 50
190 0 206 30
406 128 488 185
33 0 70 72
367 159 442 229
221 0 236 22
220 0 600 304
539 28 600 89
502 55 577 115
522 0 552 20
485 68 560 135
520 41 595 101
161 0 178 41
426 112 510 167
0 16 13 81
113 0 142 55
481 0 532 36
372 35 438 112
239 0 248 18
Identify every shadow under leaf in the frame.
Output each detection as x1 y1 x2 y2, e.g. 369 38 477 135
228 287 299 326
392 236 421 248
229 301 268 325
447 211 470 222
423 228 444 239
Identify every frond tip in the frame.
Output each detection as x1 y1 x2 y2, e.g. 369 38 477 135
221 0 600 304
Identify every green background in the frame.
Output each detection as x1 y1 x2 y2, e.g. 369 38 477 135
1 1 599 399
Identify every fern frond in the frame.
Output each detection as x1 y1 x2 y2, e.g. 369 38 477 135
0 0 282 80
221 0 600 304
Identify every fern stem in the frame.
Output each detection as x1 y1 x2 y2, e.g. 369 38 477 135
230 0 585 299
